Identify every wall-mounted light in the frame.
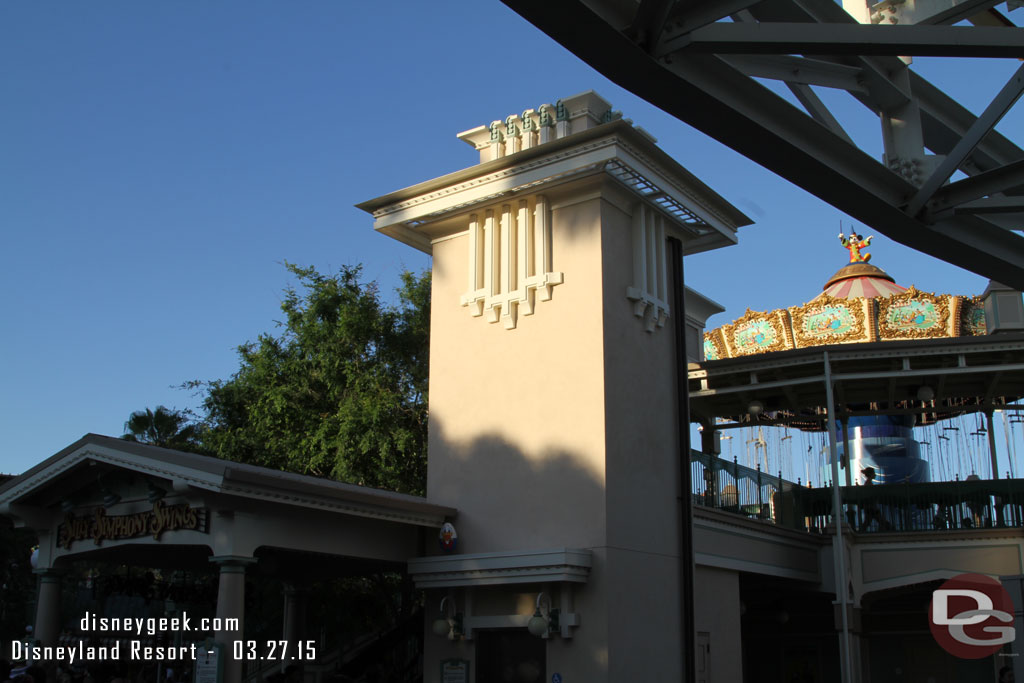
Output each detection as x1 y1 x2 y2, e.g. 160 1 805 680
101 488 121 508
431 596 463 640
147 482 167 503
747 400 765 416
916 385 935 402
527 592 560 638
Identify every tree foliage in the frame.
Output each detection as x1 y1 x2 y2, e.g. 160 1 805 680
122 405 202 452
0 512 36 641
197 263 430 495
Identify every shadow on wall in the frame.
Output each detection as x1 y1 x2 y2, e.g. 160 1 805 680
422 419 618 677
423 417 608 555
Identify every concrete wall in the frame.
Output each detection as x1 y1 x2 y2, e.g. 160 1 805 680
694 566 743 682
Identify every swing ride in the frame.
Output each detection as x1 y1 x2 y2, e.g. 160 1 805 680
688 240 1024 529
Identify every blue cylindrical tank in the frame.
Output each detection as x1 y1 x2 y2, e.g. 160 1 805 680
840 415 930 484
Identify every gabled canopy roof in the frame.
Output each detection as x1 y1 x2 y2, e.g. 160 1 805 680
0 433 455 530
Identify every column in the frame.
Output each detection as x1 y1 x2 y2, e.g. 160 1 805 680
32 568 63 647
210 556 255 683
281 582 308 663
700 421 720 508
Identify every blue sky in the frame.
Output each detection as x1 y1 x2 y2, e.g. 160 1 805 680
2 1 1021 475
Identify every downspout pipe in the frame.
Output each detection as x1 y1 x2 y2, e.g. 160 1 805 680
670 237 696 682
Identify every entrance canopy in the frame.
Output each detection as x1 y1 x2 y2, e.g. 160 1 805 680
0 434 455 572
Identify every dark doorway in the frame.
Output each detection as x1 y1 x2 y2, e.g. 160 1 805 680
475 629 545 683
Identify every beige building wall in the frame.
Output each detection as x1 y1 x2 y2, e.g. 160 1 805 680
361 98 751 682
600 189 685 678
423 176 687 680
425 178 610 555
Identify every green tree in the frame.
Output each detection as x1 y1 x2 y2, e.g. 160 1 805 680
198 263 430 495
0 510 36 642
122 405 202 451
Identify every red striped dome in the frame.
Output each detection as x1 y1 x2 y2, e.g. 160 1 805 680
815 262 907 300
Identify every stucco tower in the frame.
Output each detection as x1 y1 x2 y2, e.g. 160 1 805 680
358 92 750 681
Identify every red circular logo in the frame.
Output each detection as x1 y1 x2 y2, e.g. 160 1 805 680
929 573 1015 659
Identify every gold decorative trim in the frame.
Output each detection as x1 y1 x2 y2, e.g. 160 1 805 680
703 328 727 361
723 308 793 357
876 287 952 341
959 296 987 336
788 294 870 349
702 285 985 359
868 298 879 342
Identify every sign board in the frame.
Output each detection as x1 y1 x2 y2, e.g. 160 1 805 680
58 500 208 549
194 640 222 683
440 659 469 683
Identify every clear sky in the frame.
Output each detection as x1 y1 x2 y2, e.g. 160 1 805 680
3 1 1022 475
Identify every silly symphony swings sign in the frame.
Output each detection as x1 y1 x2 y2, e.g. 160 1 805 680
57 501 208 549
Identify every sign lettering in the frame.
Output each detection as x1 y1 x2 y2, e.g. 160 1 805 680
57 500 207 549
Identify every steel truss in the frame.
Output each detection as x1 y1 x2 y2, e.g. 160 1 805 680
502 0 1024 287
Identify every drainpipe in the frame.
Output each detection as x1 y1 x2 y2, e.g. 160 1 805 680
824 351 853 683
670 237 695 682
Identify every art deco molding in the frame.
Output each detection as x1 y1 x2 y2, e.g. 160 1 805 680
407 547 592 589
626 202 670 332
459 195 563 330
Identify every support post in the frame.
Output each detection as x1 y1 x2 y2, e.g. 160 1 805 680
32 568 63 647
840 416 853 488
701 420 721 507
824 351 854 683
282 583 309 669
988 409 1000 480
211 556 256 683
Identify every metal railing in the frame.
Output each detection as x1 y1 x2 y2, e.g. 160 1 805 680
690 450 1024 534
690 450 800 528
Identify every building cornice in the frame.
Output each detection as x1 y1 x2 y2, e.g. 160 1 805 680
356 120 751 255
407 547 592 588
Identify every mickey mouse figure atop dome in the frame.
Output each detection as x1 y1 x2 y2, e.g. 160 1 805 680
839 230 873 263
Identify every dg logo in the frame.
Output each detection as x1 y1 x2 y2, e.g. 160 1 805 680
929 573 1016 659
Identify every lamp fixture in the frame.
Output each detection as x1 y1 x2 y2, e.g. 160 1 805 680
527 592 560 638
916 385 935 402
747 400 764 416
431 596 463 640
101 487 121 508
147 481 167 503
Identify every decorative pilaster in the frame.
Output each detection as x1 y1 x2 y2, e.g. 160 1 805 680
627 202 670 332
460 195 563 329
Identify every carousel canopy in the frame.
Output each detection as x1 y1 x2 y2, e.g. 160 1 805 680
703 234 986 362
